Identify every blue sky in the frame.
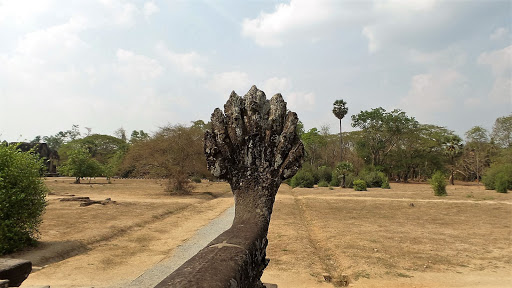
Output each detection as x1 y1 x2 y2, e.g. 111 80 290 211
0 0 510 142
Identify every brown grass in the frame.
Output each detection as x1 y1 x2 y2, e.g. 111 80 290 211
3 179 510 287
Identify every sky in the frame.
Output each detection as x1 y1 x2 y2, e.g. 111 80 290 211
0 0 511 142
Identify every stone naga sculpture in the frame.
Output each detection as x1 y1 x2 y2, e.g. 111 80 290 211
155 85 304 288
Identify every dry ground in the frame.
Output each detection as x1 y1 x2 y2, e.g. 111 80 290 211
262 183 512 287
1 178 510 287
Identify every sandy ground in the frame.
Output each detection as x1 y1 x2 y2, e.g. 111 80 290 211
2 179 510 287
262 183 512 287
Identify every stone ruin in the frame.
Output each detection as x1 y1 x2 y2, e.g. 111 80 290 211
155 86 304 287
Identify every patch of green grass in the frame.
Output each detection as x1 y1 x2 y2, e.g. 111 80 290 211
353 270 370 280
397 272 413 278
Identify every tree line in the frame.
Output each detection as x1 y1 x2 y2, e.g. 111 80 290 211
6 106 510 194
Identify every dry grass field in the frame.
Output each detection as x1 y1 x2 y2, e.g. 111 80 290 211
2 178 510 287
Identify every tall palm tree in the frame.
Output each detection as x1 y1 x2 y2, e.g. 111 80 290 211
443 135 463 185
332 100 348 161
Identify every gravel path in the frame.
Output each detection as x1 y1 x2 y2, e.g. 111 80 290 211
126 205 234 288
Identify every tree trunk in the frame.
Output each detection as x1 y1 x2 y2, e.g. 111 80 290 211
339 118 343 162
342 174 346 188
450 169 455 185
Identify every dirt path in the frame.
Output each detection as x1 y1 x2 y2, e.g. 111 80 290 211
20 193 234 287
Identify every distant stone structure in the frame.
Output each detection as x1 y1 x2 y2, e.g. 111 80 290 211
10 143 59 175
156 86 304 287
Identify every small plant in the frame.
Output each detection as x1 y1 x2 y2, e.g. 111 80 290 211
429 171 447 196
317 180 329 187
191 176 201 183
353 179 367 191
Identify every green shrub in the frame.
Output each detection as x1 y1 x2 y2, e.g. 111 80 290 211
317 166 332 184
353 179 367 191
345 174 357 188
290 169 315 188
495 172 509 193
0 145 48 254
482 163 512 192
429 171 447 196
381 173 390 189
191 176 201 183
359 169 383 188
330 170 341 187
317 180 329 187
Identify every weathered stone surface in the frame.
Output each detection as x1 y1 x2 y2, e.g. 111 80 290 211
0 258 32 287
155 86 303 287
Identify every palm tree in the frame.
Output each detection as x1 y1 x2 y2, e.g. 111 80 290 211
443 135 463 185
336 161 354 188
332 100 348 161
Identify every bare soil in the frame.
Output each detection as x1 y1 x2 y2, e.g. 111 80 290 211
2 179 510 287
262 183 512 287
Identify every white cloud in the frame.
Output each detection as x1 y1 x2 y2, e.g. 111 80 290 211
241 0 334 47
115 49 163 80
16 16 89 60
207 71 252 98
478 45 512 103
478 45 512 76
144 1 159 18
261 77 292 95
374 0 438 13
156 43 205 77
0 0 53 25
408 46 467 67
490 27 509 40
285 91 316 111
400 69 466 118
98 0 139 27
362 26 379 53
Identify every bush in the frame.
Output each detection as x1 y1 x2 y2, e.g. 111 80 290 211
191 176 202 183
290 169 315 188
0 145 48 254
317 166 332 183
381 173 391 189
359 169 383 188
345 174 357 188
353 179 367 191
330 170 341 187
317 180 329 187
495 172 510 193
482 163 512 192
429 171 447 196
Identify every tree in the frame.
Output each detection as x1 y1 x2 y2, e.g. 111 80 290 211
443 135 463 185
121 125 207 193
388 124 451 182
351 107 416 167
0 145 47 254
30 135 42 144
130 130 150 143
114 127 127 142
464 126 490 183
59 146 103 184
301 128 327 166
335 161 354 188
491 114 512 148
332 100 348 161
